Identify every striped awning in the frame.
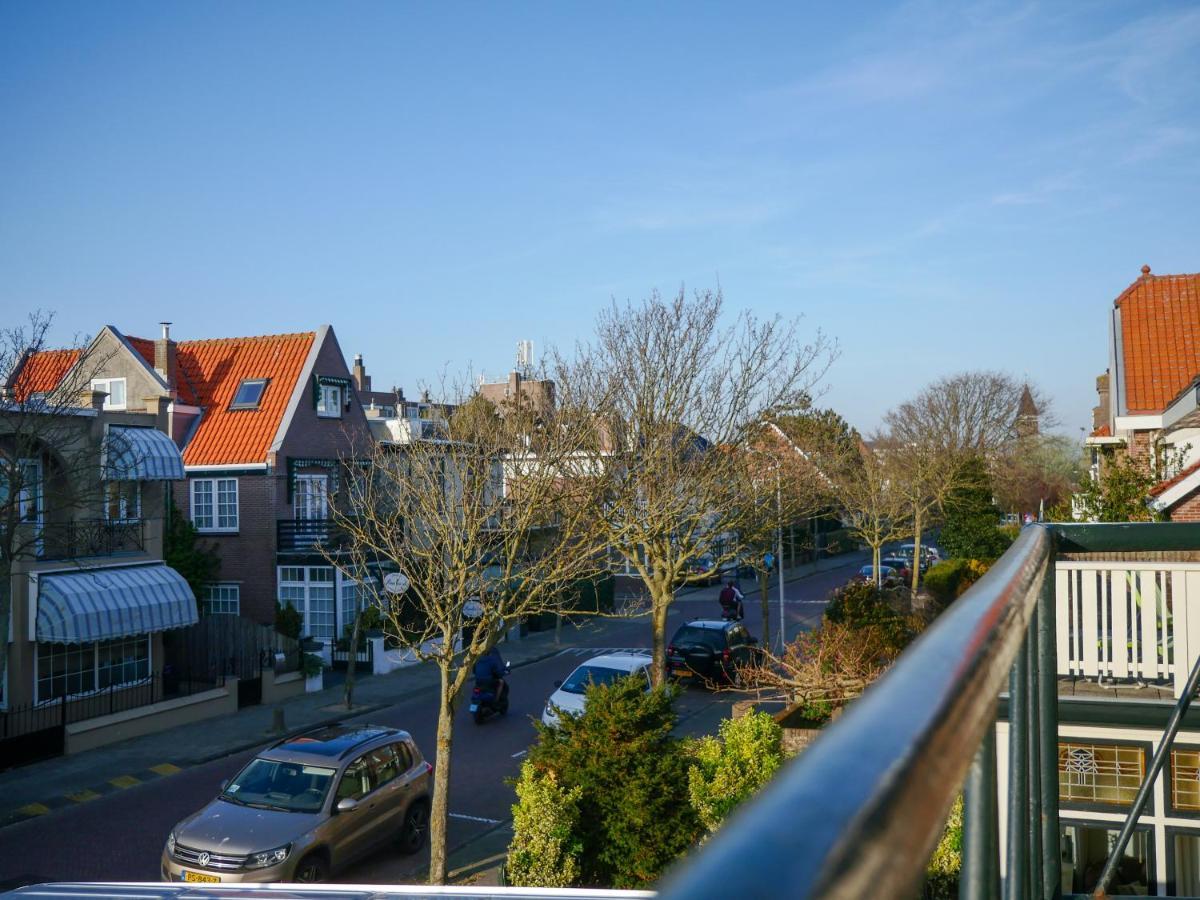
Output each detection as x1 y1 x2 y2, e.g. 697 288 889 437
102 426 185 481
36 564 199 643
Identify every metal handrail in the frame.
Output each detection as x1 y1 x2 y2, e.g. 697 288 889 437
659 525 1054 899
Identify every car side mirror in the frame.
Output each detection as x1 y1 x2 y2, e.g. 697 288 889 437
553 680 563 688
336 798 359 814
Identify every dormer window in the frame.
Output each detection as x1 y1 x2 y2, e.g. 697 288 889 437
314 375 351 419
230 378 269 410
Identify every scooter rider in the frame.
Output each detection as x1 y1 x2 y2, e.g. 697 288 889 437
473 644 508 705
719 579 745 620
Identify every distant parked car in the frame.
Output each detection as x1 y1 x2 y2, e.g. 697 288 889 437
666 619 760 686
680 554 718 585
855 564 900 585
542 652 652 727
880 557 913 582
162 724 431 884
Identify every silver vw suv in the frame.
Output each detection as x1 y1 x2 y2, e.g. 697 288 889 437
162 724 432 883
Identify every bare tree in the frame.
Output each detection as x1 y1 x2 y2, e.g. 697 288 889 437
329 386 602 885
734 421 837 646
890 371 1050 456
0 312 116 690
556 288 835 685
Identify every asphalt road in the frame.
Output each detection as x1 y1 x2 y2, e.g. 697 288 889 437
0 561 855 886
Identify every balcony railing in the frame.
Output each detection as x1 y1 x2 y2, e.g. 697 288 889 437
276 517 351 554
35 518 146 560
657 522 1200 899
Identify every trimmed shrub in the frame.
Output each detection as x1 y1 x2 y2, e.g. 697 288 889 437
506 762 584 887
274 601 303 640
824 581 916 653
923 559 992 608
687 711 785 834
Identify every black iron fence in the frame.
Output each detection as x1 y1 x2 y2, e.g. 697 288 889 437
0 669 224 770
330 636 374 670
36 518 146 560
163 615 300 685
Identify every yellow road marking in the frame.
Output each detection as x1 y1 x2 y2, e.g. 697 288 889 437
17 803 50 817
109 775 141 789
66 789 101 803
150 763 182 776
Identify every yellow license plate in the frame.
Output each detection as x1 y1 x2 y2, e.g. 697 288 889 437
184 872 220 883
674 669 692 678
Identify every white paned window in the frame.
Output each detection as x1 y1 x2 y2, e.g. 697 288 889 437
277 566 339 644
17 459 42 525
202 583 240 615
36 637 150 702
191 478 238 532
317 383 344 418
91 377 127 410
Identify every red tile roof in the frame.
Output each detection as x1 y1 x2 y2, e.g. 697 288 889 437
10 349 82 401
1151 459 1200 498
1116 266 1200 413
126 336 157 370
175 332 315 466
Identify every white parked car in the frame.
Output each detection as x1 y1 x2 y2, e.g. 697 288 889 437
541 652 652 727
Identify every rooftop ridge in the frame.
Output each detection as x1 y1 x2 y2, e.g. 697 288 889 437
1113 268 1200 308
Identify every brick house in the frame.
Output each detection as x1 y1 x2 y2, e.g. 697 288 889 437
2 347 198 751
17 324 374 647
1087 265 1200 519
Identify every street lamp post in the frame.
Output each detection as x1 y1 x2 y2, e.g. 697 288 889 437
775 464 785 652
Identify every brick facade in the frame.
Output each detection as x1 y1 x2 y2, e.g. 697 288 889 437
1168 491 1200 522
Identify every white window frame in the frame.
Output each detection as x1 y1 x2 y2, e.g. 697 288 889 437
202 583 241 615
34 635 152 705
278 566 337 644
190 478 239 532
91 377 127 410
317 383 344 419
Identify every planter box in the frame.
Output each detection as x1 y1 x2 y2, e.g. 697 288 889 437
304 671 324 693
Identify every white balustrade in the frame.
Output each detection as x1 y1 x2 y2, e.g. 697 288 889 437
1056 560 1200 697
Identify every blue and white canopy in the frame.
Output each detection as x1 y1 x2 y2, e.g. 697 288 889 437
36 564 199 644
102 426 185 481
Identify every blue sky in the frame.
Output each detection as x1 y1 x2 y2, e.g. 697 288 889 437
2 2 1198 435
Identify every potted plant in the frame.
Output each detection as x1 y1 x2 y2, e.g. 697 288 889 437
301 652 326 692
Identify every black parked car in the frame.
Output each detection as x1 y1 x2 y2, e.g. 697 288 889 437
666 619 760 686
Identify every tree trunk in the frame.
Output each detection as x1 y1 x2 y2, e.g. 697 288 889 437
343 611 362 709
650 586 671 687
759 570 771 647
428 665 458 884
873 544 882 587
910 508 923 596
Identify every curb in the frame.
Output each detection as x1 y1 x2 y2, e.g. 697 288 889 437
0 646 567 834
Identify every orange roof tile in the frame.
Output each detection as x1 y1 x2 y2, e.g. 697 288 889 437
10 349 82 401
1089 424 1111 438
176 332 315 467
1116 266 1200 413
126 336 157 369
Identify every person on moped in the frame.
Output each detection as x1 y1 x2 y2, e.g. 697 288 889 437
473 645 508 705
719 580 744 620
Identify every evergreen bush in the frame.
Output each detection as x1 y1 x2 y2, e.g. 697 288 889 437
524 676 702 888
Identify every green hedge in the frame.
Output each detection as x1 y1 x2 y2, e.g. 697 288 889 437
923 559 991 608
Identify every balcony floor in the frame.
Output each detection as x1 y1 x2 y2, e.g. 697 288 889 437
1057 674 1174 701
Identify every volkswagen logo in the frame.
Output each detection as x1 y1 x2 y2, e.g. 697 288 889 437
197 852 211 868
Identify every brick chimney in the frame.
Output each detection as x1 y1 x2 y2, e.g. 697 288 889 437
1093 373 1110 431
79 387 107 411
155 322 177 394
352 353 371 393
